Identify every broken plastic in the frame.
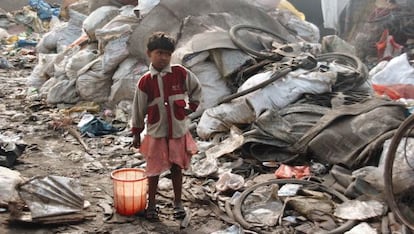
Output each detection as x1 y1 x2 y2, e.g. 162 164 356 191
215 172 245 192
334 200 385 220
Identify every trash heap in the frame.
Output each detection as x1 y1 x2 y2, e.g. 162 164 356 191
1 0 414 233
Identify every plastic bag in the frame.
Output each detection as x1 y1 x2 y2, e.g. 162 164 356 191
371 53 414 85
29 0 60 20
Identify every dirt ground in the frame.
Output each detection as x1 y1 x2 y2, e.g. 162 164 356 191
0 68 229 233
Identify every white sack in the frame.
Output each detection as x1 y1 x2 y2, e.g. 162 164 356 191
280 16 320 43
191 62 231 111
40 77 59 97
47 79 80 104
0 167 24 207
76 57 112 102
37 8 86 53
210 49 254 78
36 26 62 53
197 100 256 140
238 68 336 117
109 58 148 104
102 33 130 74
66 48 99 79
26 54 57 88
134 0 160 17
95 10 139 51
83 6 120 41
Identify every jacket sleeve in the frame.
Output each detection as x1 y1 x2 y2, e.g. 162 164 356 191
185 68 202 112
131 78 148 135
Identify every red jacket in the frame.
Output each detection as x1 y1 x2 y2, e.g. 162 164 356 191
131 64 202 138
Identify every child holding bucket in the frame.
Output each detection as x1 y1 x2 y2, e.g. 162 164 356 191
131 31 202 221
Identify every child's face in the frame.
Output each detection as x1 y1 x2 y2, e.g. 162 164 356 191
147 49 172 71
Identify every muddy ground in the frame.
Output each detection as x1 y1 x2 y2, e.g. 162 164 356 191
0 68 229 233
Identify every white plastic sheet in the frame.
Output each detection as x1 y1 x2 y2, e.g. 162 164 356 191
371 53 414 85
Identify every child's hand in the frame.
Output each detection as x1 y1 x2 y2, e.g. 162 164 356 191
132 134 141 148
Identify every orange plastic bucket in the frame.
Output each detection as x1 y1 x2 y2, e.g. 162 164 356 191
111 168 148 216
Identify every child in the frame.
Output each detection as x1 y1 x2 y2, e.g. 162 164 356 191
131 31 202 221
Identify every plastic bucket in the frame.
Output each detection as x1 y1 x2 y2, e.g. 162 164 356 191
111 168 148 216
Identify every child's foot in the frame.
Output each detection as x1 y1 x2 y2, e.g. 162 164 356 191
145 207 159 222
173 205 186 219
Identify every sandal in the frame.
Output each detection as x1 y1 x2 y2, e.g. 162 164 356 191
145 207 160 222
173 206 186 219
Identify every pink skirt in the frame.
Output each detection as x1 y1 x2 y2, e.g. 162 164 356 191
139 132 198 177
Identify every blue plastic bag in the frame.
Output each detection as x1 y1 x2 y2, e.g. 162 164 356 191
29 0 60 20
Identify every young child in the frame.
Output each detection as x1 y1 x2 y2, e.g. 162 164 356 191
131 31 202 221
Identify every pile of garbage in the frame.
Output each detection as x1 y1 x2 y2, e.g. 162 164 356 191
1 0 414 233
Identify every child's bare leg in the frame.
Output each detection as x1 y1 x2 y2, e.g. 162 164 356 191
147 175 159 210
170 163 183 207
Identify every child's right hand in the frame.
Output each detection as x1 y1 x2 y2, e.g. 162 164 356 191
132 134 141 148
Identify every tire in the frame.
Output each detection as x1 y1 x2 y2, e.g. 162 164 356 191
384 114 414 230
316 52 369 91
232 179 357 233
229 24 287 60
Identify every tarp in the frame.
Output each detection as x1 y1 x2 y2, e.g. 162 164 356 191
128 0 295 64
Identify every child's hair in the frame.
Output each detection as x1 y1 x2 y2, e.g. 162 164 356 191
147 32 176 52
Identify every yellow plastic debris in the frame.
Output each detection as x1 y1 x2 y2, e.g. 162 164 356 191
6 35 19 45
278 0 306 20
